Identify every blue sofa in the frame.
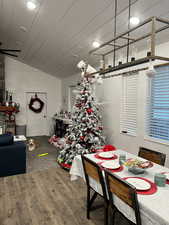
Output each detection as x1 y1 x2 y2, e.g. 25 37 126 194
0 134 26 177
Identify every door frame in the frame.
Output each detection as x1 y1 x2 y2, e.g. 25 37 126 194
26 91 48 136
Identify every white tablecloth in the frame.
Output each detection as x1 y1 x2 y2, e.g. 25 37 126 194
70 150 169 225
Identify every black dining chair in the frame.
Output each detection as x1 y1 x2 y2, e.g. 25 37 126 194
138 147 166 166
105 170 142 225
81 155 109 225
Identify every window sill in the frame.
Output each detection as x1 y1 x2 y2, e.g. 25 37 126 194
120 131 137 137
144 135 169 146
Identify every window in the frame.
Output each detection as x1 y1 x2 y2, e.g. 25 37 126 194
120 73 138 136
147 65 169 142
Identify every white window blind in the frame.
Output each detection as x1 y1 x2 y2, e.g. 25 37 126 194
147 65 169 142
121 73 138 136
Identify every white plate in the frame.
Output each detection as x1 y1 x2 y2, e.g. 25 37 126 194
102 161 120 169
125 178 151 190
98 152 114 158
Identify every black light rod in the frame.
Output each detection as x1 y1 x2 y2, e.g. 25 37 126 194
103 23 169 56
89 17 153 55
0 49 21 52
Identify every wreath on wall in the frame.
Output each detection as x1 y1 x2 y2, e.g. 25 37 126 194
29 94 44 113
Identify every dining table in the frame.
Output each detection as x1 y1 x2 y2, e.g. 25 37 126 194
70 149 169 225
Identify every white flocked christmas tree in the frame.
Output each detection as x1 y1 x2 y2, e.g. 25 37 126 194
57 70 105 167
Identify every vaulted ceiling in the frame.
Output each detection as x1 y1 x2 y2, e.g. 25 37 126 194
1 0 169 78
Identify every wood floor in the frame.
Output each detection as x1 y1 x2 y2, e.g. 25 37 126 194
27 136 59 173
0 167 106 225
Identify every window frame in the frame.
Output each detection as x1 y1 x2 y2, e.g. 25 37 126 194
146 65 169 145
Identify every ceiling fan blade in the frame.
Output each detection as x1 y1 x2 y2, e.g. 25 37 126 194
0 51 18 57
0 49 21 52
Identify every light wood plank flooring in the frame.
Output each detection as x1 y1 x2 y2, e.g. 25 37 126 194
0 168 106 225
27 136 59 173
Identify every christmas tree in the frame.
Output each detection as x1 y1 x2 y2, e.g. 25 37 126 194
57 73 105 167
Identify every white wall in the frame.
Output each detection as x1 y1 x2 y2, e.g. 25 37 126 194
62 40 169 167
5 57 62 136
62 73 80 111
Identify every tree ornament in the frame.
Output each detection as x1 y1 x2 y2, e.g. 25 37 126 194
80 136 85 140
86 108 93 114
93 137 99 143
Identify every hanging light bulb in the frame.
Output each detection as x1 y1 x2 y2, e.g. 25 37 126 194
146 39 151 57
100 58 105 70
130 45 138 62
146 60 156 77
118 51 123 65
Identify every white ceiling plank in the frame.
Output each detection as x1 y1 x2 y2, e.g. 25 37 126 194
0 0 15 48
1 0 169 78
59 0 159 57
44 0 138 66
34 0 137 70
66 0 169 62
23 0 78 60
25 0 115 63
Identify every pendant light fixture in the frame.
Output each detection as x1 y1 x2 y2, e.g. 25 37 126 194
89 0 169 77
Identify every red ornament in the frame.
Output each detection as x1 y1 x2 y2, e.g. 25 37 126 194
103 145 116 151
80 136 85 140
86 108 93 114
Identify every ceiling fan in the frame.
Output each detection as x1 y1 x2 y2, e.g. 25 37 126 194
0 42 21 57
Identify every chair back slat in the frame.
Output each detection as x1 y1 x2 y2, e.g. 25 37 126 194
106 171 142 225
139 147 166 166
107 174 134 208
83 159 100 182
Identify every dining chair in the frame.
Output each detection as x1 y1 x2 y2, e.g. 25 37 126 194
81 155 108 225
138 147 166 166
105 170 142 225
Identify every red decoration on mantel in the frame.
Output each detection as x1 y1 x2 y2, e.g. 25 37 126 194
0 106 18 113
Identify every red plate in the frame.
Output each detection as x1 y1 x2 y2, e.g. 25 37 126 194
98 162 123 172
123 177 157 195
95 153 118 160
